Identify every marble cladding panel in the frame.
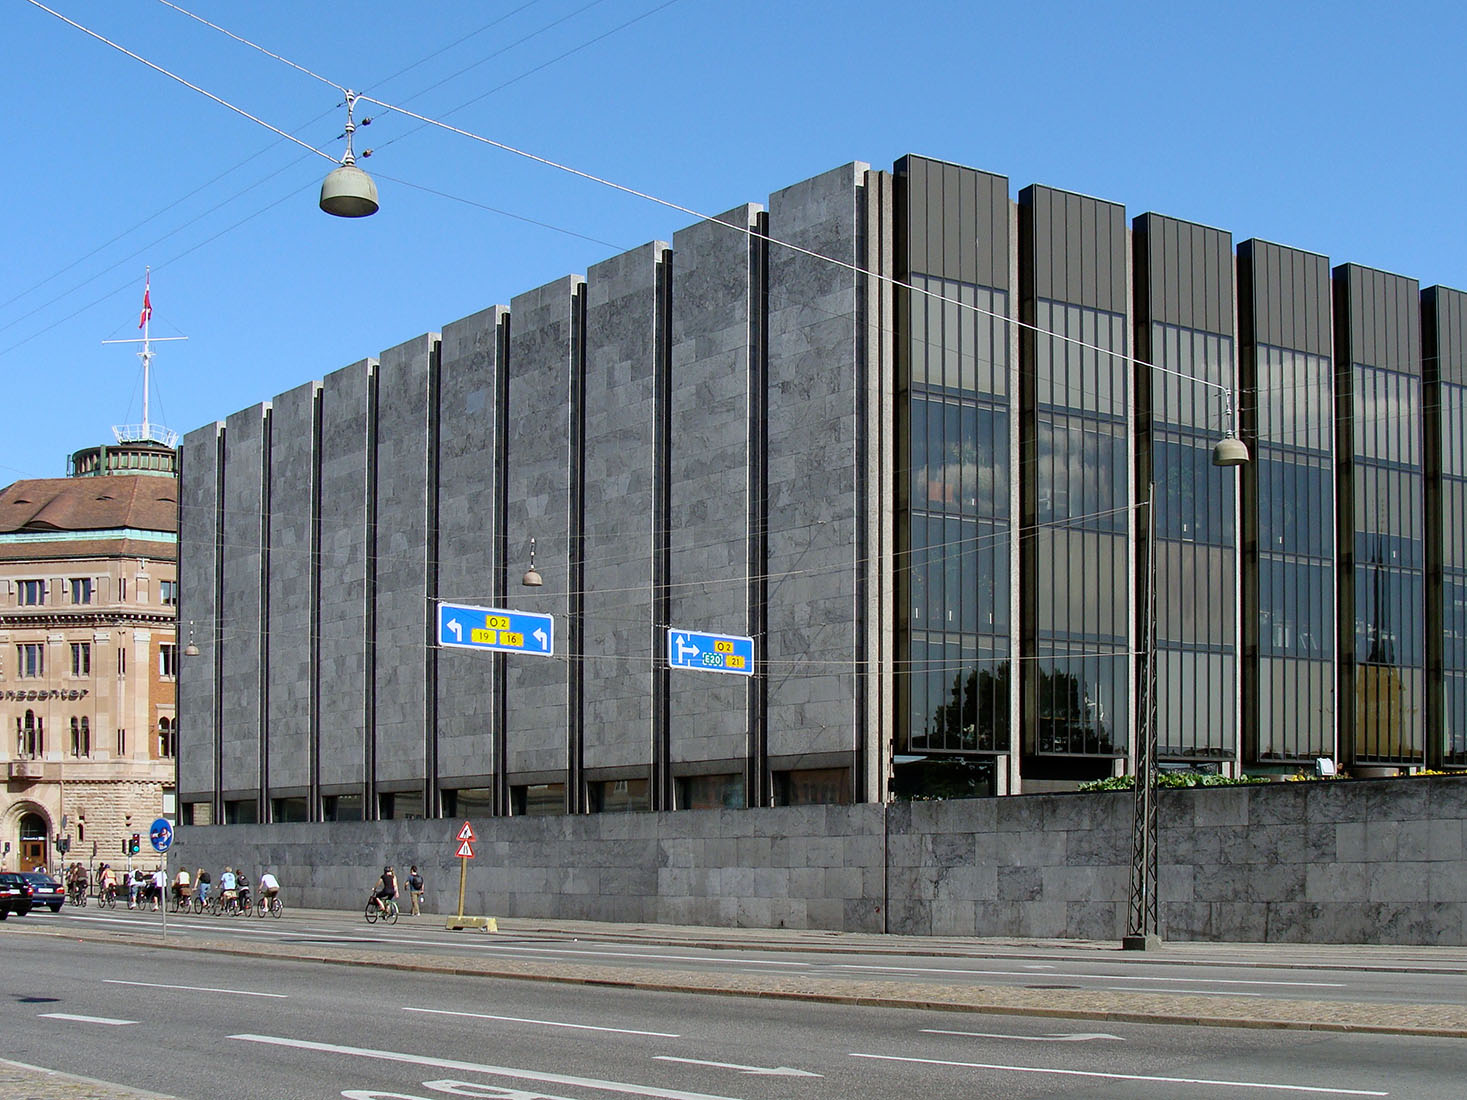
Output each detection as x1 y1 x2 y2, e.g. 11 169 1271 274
317 360 374 791
178 423 222 799
764 165 864 761
436 307 505 783
219 403 268 796
373 334 436 790
668 206 761 766
179 780 1466 942
265 381 319 794
583 244 664 770
505 277 580 778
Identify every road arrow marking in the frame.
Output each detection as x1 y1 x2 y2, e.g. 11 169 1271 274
446 617 463 642
922 1028 1124 1042
655 1056 821 1078
231 1034 749 1100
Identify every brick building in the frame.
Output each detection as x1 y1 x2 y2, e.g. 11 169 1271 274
1 440 178 873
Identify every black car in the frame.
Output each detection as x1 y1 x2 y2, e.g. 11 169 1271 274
21 873 64 912
0 872 33 919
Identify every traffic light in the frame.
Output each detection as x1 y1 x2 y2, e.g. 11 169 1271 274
129 834 141 855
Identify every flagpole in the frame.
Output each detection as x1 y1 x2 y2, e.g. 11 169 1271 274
140 268 152 441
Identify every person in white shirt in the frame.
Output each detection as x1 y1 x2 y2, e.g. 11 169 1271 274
172 867 192 907
149 867 165 911
258 871 279 900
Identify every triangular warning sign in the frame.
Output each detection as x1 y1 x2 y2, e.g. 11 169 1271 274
457 821 475 842
456 839 475 859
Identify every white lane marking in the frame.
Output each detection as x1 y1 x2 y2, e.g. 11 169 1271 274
230 1033 747 1100
104 978 286 998
655 1056 821 1078
827 964 1346 988
1109 987 1263 997
39 1013 136 1026
404 1006 678 1037
849 1052 1388 1095
923 1028 1124 1042
472 944 810 967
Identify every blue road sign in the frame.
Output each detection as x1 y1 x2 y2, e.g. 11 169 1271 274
149 818 173 853
667 628 755 676
438 601 555 657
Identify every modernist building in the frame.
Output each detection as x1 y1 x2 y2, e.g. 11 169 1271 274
176 154 1467 827
1 440 180 870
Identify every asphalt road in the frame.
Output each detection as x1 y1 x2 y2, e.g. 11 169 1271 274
29 903 1467 1009
8 934 1467 1099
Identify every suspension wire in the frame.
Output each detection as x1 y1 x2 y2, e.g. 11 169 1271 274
152 0 344 92
22 0 336 163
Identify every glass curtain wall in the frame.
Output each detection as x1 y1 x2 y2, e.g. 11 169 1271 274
1441 378 1467 764
896 157 1013 770
1423 286 1467 768
1336 265 1425 766
904 276 1012 753
1032 300 1130 757
1255 344 1335 759
1148 322 1237 758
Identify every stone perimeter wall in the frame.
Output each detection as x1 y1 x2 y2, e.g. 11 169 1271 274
173 777 1467 945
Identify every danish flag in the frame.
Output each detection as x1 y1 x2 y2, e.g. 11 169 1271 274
138 274 152 330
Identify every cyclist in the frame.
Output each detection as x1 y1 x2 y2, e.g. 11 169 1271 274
196 867 211 907
219 866 238 911
97 863 114 903
172 866 192 908
236 872 252 913
258 870 280 910
370 865 398 915
150 866 165 911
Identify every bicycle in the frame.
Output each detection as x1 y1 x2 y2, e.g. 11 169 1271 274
257 894 283 919
97 884 117 909
67 883 87 908
364 896 398 925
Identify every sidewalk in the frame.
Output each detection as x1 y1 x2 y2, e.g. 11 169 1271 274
0 1058 176 1100
23 910 1467 1040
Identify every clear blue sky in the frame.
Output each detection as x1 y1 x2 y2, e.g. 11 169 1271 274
4 0 1464 482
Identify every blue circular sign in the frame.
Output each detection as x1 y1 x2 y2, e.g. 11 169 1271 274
149 818 173 853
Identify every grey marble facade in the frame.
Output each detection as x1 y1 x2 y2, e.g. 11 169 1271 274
764 165 867 771
667 206 761 775
582 243 666 776
265 381 319 797
372 333 436 804
435 307 506 791
505 277 580 789
219 404 268 805
177 422 221 806
317 360 374 797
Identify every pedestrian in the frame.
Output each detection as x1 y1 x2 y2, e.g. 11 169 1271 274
408 865 424 916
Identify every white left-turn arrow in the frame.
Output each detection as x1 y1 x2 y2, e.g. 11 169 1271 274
655 1055 821 1078
532 627 549 650
446 618 463 642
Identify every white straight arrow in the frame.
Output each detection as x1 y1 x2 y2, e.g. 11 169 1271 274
655 1055 821 1078
674 635 698 663
446 618 463 642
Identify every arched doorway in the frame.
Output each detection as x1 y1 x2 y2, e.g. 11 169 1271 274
19 813 48 871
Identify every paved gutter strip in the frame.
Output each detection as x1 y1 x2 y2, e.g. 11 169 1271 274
0 1057 177 1100
22 923 1467 1040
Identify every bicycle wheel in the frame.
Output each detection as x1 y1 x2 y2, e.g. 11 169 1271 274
364 900 379 924
268 897 283 919
385 901 398 925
